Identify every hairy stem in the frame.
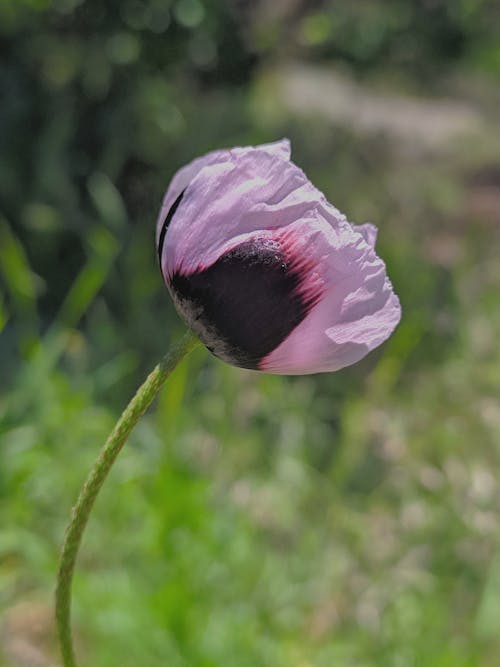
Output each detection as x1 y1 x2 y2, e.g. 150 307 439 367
55 330 200 667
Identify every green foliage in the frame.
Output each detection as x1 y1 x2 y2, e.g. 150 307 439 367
1 2 500 666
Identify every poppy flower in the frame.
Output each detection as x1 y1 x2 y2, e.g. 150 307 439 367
157 139 401 375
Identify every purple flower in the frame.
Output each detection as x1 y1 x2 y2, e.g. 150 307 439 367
157 139 401 375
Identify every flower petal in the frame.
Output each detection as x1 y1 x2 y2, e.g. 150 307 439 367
156 139 291 246
354 222 378 248
159 142 345 281
260 218 401 374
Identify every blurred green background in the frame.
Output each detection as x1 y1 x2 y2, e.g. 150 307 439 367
1 1 500 665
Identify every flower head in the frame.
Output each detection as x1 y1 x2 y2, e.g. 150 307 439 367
157 139 401 375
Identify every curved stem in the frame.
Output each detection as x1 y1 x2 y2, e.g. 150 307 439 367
55 330 200 667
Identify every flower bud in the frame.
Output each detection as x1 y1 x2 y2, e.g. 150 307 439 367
157 139 401 374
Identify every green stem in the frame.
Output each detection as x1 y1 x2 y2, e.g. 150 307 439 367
55 330 200 667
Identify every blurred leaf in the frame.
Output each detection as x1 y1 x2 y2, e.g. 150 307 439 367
22 201 62 233
174 0 205 29
54 226 119 330
88 172 128 231
25 226 120 381
106 32 141 65
300 13 332 47
0 288 8 332
0 219 39 311
0 219 40 352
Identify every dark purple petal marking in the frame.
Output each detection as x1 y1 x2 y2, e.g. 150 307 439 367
169 237 322 369
157 189 186 269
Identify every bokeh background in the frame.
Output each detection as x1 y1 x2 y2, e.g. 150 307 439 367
1 1 500 665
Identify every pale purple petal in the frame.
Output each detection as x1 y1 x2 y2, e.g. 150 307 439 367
354 223 378 248
156 139 292 246
260 219 401 374
161 143 327 279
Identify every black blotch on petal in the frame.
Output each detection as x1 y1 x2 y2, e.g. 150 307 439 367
157 189 186 267
170 238 318 369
